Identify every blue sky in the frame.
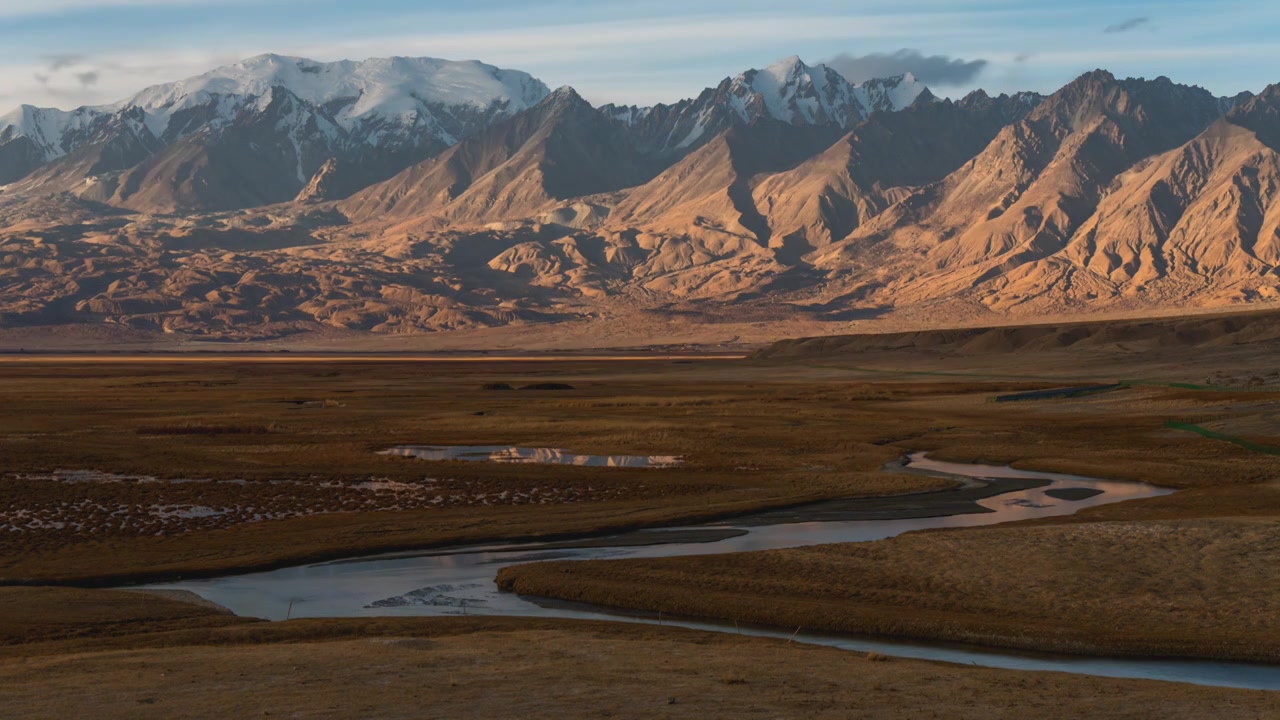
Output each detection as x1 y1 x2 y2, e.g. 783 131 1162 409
3 0 1277 110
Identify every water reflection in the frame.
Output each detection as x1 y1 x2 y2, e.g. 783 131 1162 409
380 445 682 468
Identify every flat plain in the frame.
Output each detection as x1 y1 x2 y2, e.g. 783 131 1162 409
3 590 1279 720
5 313 1280 716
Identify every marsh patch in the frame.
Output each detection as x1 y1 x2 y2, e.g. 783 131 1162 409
366 584 489 609
380 446 682 468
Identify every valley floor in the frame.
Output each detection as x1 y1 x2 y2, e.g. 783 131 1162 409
4 317 1280 714
2 590 1277 720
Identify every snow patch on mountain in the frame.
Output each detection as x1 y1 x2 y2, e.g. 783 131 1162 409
0 105 107 161
728 56 931 128
601 56 938 154
126 54 549 140
0 54 551 162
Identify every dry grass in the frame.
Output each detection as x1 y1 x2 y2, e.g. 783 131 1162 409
0 587 252 645
5 350 1280 714
0 589 1276 720
2 358 1279 583
499 516 1280 662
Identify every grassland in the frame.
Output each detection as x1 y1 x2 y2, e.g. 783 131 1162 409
481 344 1280 664
499 516 1280 662
3 342 1280 717
2 588 1276 719
3 356 1280 585
6 353 1280 584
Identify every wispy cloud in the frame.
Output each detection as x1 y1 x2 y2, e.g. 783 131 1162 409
822 49 988 86
1 2 1276 110
45 54 85 71
0 0 259 19
1105 17 1150 34
0 48 242 109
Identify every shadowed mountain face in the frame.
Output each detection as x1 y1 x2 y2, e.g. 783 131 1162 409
340 88 661 227
600 57 931 156
752 90 1045 254
805 71 1260 312
2 62 1280 342
605 119 848 245
0 55 552 213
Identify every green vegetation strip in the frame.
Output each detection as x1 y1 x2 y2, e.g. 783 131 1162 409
804 366 1272 391
1165 422 1280 456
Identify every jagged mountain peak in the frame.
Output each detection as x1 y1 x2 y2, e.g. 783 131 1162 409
130 54 549 112
956 89 1045 119
1226 83 1280 150
0 55 552 164
911 87 939 107
1237 83 1280 109
542 85 592 107
602 57 934 155
0 54 554 212
7 60 1280 338
762 55 809 77
1023 69 1227 145
733 56 931 118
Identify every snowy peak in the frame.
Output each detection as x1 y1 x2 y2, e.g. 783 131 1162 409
132 52 551 110
0 55 552 162
725 57 931 128
856 72 933 115
0 104 118 162
0 54 554 211
124 54 550 137
542 85 591 107
600 56 935 155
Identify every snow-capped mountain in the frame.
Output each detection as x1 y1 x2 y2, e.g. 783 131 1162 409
0 54 551 208
2 54 550 162
603 56 934 154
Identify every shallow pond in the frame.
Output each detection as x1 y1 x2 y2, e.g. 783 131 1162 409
147 454 1280 691
380 445 682 468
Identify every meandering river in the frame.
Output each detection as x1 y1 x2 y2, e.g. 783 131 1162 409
147 454 1280 691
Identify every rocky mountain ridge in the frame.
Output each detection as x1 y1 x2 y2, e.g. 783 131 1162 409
1 59 1278 344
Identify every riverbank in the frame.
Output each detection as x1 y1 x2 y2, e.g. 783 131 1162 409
1 588 1276 719
498 513 1280 664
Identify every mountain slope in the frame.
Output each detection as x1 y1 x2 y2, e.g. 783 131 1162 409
1039 85 1280 305
603 57 931 155
0 54 550 211
604 119 845 243
5 64 1280 342
813 72 1233 304
751 90 1044 253
341 88 656 227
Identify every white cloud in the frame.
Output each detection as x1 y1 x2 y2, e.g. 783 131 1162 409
300 13 983 63
0 0 258 17
2 4 1277 110
0 49 245 110
0 11 996 109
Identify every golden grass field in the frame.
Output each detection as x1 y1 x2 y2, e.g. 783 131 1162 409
4 333 1280 716
499 516 1280 662
2 355 1279 585
2 588 1277 719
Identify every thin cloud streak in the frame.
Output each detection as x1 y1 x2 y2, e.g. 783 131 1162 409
1105 17 1150 34
307 11 1002 57
0 0 263 19
1005 43 1280 65
45 54 85 71
823 49 988 86
1 4 1277 110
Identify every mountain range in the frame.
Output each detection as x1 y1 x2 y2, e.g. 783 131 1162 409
0 53 1277 345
